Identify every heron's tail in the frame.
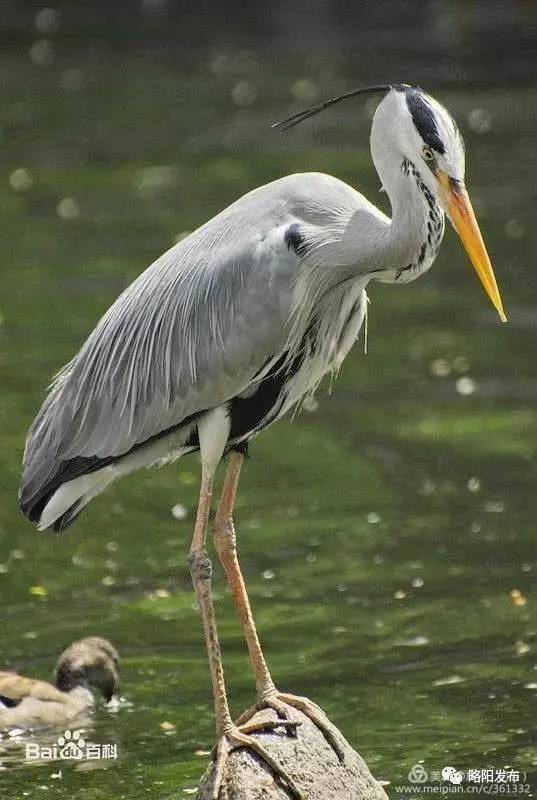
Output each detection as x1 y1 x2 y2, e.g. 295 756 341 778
19 387 118 532
20 387 195 531
20 453 117 532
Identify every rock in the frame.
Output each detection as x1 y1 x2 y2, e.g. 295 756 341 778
197 705 388 800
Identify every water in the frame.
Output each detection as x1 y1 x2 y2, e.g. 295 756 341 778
0 44 536 800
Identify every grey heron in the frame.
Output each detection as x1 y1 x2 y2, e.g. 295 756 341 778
20 84 505 797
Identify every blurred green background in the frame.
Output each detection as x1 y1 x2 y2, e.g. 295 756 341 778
0 2 536 798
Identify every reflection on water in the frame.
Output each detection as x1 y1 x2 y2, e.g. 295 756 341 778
0 41 536 799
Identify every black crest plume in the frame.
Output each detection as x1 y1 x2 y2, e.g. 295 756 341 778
272 83 410 131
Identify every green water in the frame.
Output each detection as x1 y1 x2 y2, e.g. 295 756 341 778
0 49 536 800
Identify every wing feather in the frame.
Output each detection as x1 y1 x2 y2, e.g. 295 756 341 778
20 171 370 515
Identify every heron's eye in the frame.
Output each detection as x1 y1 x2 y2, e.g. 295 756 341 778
422 147 434 161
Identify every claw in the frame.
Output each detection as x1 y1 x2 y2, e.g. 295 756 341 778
262 691 346 762
233 703 258 727
239 717 300 735
209 722 305 800
211 706 302 761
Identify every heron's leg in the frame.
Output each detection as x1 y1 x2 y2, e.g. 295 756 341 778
213 451 345 762
188 472 231 735
213 452 275 696
188 468 303 800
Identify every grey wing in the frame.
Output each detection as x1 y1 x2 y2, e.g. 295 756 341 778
20 170 370 525
20 181 303 518
50 232 290 460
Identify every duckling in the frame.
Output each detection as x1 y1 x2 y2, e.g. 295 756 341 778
0 637 119 729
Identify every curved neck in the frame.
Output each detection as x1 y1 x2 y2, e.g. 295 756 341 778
370 106 444 271
385 160 432 261
370 128 444 273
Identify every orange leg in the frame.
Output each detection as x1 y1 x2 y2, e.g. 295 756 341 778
188 470 303 800
213 452 345 761
188 474 231 736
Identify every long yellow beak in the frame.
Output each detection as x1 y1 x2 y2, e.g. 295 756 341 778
438 171 507 322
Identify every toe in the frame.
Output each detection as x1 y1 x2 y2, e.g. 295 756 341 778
207 723 307 799
230 729 305 799
266 692 346 763
209 736 232 800
233 703 257 727
239 717 300 735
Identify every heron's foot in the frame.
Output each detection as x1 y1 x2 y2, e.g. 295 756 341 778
246 690 345 763
209 720 304 800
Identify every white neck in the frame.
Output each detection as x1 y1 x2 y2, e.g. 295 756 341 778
378 151 442 271
364 96 446 281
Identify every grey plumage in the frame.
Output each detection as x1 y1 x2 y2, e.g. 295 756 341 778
21 86 478 532
21 173 385 528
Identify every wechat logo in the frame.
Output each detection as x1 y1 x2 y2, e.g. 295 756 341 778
442 766 463 785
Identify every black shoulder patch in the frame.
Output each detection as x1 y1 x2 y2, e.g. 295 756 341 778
404 88 445 155
284 223 306 255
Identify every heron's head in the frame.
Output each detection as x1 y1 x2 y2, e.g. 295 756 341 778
54 636 119 702
274 83 506 321
373 86 506 322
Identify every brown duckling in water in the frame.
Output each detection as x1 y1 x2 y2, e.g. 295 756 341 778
0 637 119 729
